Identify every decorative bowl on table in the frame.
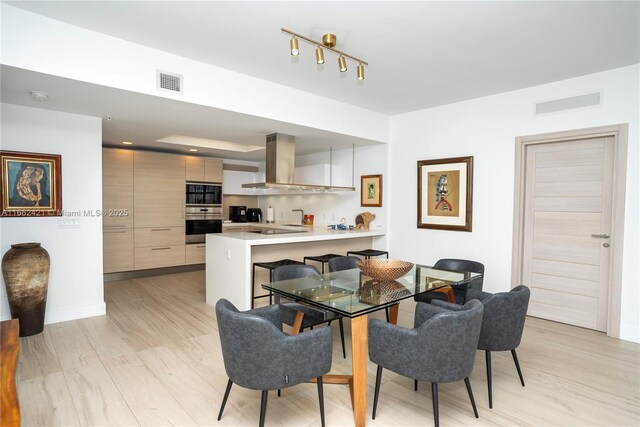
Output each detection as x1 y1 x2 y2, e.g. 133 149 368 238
357 259 414 282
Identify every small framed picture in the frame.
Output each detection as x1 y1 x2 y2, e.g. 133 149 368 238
1 150 62 217
417 156 473 231
361 174 382 207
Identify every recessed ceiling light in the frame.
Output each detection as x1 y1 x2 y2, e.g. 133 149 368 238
29 91 49 102
189 148 198 152
156 135 264 153
122 141 133 145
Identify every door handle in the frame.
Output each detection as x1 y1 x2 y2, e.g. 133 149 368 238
591 234 610 239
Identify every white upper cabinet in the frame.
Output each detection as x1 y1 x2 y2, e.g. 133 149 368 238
223 170 261 195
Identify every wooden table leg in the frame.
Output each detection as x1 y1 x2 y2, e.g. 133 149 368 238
387 304 399 325
291 311 304 335
351 314 368 427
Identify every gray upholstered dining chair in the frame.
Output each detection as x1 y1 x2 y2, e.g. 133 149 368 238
272 265 346 358
443 285 530 409
368 300 484 427
215 299 332 427
327 255 360 272
415 258 485 305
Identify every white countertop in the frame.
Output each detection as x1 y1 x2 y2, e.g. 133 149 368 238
211 223 385 246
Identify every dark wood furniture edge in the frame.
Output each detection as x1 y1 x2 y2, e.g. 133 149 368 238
1 319 20 427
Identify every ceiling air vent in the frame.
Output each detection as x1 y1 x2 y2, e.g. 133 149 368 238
535 92 601 115
157 70 183 94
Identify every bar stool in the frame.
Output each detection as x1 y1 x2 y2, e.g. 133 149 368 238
303 253 342 274
252 259 305 309
346 249 389 260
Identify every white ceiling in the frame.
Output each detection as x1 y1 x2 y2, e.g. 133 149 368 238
5 1 639 115
1 66 380 160
2 1 638 160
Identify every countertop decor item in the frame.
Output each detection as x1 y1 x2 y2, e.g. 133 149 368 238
355 212 375 230
357 259 414 282
417 156 473 232
361 174 382 207
1 150 62 217
1 243 50 336
356 279 411 305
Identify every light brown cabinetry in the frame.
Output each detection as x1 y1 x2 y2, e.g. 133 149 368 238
134 151 185 228
103 229 134 273
185 244 206 265
103 149 134 228
103 149 134 273
185 156 223 183
134 246 185 270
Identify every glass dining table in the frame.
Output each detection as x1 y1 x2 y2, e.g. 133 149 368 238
262 264 482 427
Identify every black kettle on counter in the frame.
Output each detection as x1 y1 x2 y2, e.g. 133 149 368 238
246 208 262 223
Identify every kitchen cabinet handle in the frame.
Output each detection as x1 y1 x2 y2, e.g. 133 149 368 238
104 224 127 228
151 228 171 232
196 245 206 248
104 230 127 234
152 247 172 251
591 233 610 239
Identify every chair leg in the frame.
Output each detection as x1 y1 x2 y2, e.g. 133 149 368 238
431 383 439 427
464 377 479 418
268 271 273 305
217 379 233 421
385 307 389 322
317 376 325 427
486 350 493 409
511 349 525 387
277 389 281 397
259 390 268 427
372 365 383 419
414 379 418 391
338 318 346 359
251 265 256 309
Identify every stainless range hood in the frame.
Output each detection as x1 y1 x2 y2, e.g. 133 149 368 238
242 133 355 192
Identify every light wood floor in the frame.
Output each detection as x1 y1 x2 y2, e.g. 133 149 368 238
16 271 640 426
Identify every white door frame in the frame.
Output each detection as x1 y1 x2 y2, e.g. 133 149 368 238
511 124 629 338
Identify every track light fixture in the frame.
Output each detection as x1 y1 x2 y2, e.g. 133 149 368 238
315 46 325 64
290 36 299 56
282 28 367 80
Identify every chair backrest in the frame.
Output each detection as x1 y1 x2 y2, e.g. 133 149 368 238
328 256 360 272
215 299 287 389
215 298 333 391
476 285 530 351
434 258 485 291
272 264 320 282
415 299 484 383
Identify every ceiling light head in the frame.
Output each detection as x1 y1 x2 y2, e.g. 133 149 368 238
357 63 365 80
290 36 299 56
122 141 133 145
338 55 347 72
315 46 325 64
189 148 198 152
322 34 336 48
29 91 48 102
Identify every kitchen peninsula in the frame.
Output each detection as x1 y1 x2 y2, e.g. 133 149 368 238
206 225 386 310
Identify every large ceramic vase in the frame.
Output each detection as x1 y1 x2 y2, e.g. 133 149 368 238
2 243 50 337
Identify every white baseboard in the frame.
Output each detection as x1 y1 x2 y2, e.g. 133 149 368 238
43 302 106 325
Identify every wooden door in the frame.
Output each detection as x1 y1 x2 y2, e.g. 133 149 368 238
522 136 614 331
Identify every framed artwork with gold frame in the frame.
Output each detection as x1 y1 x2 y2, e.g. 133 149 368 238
417 156 473 231
361 174 382 207
1 150 62 217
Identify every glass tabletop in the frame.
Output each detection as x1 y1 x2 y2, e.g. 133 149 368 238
262 264 482 318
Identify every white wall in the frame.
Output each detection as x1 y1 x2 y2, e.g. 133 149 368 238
258 144 389 248
0 103 105 324
389 64 639 342
1 4 388 144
